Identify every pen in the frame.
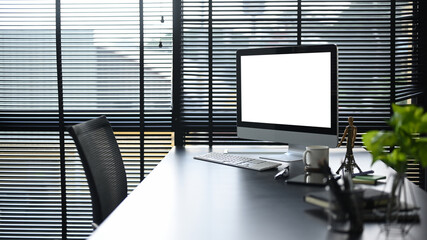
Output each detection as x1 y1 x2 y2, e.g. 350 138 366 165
352 170 374 177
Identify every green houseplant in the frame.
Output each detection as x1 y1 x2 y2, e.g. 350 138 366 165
362 104 427 233
362 104 427 173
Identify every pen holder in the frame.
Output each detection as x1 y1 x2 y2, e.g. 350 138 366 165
327 187 364 234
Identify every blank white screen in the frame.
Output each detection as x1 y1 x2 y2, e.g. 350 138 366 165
241 52 331 128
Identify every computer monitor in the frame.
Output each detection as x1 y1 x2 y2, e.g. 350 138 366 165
236 44 338 162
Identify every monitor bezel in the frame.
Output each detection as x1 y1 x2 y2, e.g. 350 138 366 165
236 44 338 137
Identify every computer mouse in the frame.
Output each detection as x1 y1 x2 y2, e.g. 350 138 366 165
274 166 289 180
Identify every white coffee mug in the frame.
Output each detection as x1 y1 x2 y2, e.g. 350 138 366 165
303 145 329 169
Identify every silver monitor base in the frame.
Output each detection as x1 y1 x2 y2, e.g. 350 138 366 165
260 144 305 162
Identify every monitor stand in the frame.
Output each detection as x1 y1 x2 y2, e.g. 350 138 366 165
260 144 305 162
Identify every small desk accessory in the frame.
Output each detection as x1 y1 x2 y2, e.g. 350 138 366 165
286 172 329 186
287 156 339 186
321 163 364 234
305 188 388 211
352 174 386 185
352 170 374 176
303 145 329 172
305 188 419 223
336 116 363 175
274 165 290 179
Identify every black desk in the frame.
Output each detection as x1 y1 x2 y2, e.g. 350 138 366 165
89 146 427 240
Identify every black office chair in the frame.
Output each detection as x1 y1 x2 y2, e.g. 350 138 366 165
67 116 128 227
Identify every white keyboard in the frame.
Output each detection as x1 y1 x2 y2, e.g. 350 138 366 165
194 152 281 171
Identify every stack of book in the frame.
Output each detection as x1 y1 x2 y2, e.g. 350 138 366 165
304 188 420 222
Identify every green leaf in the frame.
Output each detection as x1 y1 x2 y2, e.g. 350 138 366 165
390 148 407 163
386 149 407 173
414 139 427 168
362 131 382 157
363 104 427 171
420 113 427 133
391 104 425 134
362 130 396 165
362 131 378 148
364 130 396 148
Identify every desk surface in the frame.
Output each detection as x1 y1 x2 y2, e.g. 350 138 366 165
89 146 427 240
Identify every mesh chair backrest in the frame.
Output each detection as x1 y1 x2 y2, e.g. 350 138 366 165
68 116 127 225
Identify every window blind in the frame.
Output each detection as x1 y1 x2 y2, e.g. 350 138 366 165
178 0 299 145
175 0 421 176
0 1 61 238
0 0 173 239
176 0 420 141
60 1 143 235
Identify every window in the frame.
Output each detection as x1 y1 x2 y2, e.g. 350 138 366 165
0 0 173 238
